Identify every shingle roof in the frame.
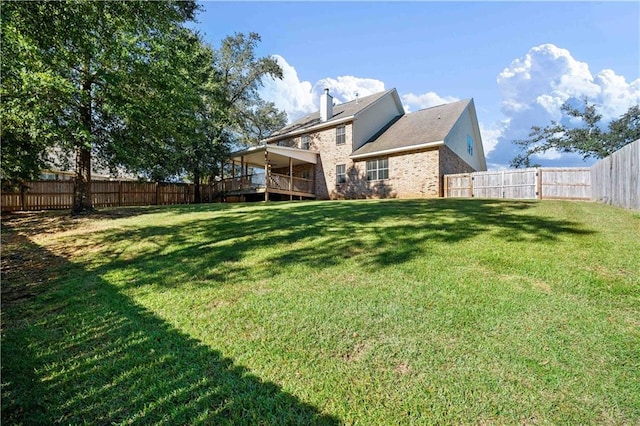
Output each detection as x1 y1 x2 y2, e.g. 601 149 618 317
268 89 395 138
350 99 471 157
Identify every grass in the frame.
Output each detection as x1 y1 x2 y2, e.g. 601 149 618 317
1 199 639 424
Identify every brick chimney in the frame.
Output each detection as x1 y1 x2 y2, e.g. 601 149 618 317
320 88 333 122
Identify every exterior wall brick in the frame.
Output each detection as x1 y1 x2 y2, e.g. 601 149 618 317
439 144 475 175
268 123 353 200
271 164 313 179
338 148 441 199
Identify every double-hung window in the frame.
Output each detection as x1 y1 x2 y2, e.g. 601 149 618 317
336 126 346 145
336 164 346 184
301 134 310 150
366 158 389 181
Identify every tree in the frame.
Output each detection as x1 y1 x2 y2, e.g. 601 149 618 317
187 32 286 202
1 1 199 213
119 32 287 203
1 5 70 189
236 99 288 146
511 100 640 168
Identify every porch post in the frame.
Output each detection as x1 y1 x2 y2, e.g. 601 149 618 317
241 156 245 189
289 157 293 201
312 156 317 197
264 149 270 202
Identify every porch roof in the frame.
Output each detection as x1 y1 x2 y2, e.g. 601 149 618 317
230 145 319 168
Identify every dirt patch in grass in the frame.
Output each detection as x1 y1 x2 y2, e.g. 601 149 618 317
1 207 157 236
0 229 64 307
1 208 147 309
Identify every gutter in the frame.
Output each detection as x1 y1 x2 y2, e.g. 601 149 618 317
349 140 444 160
261 115 355 144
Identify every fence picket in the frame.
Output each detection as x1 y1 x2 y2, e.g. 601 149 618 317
445 168 590 201
1 180 219 212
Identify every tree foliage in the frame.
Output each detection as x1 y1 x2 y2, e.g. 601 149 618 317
511 100 640 168
132 31 288 201
215 32 287 143
1 3 286 210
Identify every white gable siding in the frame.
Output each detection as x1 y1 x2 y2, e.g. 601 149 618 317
352 91 404 151
443 101 487 171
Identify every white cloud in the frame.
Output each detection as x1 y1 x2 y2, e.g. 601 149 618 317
402 92 460 113
260 55 386 122
479 121 506 156
316 76 385 105
534 148 563 160
260 55 458 124
259 55 316 122
595 69 640 119
487 43 640 169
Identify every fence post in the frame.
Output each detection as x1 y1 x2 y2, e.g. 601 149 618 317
155 183 160 205
21 185 26 211
537 168 542 200
118 181 123 206
470 174 474 198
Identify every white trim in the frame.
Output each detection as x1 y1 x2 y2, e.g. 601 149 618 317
350 140 444 160
352 88 404 119
230 144 319 166
261 116 354 144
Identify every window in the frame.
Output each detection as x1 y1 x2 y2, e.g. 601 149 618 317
467 135 474 156
366 158 389 181
336 164 346 184
278 138 295 147
301 134 310 150
336 125 346 145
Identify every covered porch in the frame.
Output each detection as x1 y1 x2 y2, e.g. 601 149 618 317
217 145 319 201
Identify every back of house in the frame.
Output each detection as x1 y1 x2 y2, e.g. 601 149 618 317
227 88 486 200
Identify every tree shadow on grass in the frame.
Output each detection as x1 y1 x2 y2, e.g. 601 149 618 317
1 231 340 425
74 199 596 291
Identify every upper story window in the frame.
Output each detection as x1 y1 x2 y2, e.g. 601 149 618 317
336 164 346 184
336 125 346 145
366 158 389 181
467 135 474 156
278 138 295 147
301 134 310 150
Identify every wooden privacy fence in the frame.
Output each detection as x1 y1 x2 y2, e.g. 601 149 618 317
591 139 640 210
1 180 219 212
444 168 591 200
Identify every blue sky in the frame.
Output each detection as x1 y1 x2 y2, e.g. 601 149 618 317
191 1 640 169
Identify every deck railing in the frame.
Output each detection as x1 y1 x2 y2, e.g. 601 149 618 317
216 172 314 195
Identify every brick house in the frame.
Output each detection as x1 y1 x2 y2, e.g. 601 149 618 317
220 88 486 201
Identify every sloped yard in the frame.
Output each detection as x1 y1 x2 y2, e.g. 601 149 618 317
2 199 639 424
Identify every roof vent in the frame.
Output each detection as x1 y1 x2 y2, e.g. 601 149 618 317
320 88 333 122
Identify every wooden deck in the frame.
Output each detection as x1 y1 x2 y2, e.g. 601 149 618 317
215 172 315 199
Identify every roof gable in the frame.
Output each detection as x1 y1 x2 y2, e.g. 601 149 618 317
350 99 471 157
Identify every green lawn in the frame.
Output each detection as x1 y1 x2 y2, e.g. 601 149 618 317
2 199 639 425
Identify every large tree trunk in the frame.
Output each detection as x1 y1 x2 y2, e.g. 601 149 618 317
73 75 94 214
193 170 201 203
72 146 92 214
